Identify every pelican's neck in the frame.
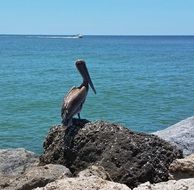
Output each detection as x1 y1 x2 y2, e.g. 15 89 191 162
76 61 96 94
79 80 89 89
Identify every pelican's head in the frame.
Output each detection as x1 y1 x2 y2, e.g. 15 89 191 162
76 60 96 94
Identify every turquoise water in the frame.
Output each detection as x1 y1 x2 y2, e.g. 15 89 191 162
1 35 194 153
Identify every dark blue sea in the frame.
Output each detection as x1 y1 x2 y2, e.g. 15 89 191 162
1 35 194 153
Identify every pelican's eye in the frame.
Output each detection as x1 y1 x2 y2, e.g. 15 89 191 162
76 60 85 66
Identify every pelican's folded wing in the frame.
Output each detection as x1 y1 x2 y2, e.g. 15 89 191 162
61 86 76 118
61 86 87 120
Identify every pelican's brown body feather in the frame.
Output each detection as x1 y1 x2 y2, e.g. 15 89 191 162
61 85 88 126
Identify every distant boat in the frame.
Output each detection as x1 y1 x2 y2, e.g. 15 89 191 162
76 34 83 38
65 34 83 39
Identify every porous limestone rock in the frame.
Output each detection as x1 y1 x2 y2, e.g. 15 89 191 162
78 165 110 180
133 178 194 190
34 175 131 190
0 148 71 190
1 164 71 190
40 119 182 188
169 153 194 180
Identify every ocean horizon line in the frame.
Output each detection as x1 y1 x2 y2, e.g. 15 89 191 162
0 34 194 37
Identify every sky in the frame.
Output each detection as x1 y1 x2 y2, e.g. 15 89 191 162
0 0 194 35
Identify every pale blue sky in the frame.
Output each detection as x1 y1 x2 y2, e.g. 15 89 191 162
0 0 194 35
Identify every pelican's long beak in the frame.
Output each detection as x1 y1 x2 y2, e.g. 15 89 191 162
76 60 96 94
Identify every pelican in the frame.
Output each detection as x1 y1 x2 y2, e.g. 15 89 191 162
61 60 96 128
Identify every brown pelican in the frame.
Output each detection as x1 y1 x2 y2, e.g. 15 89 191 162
61 60 96 128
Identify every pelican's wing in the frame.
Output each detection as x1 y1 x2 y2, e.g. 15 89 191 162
61 86 87 121
61 86 76 118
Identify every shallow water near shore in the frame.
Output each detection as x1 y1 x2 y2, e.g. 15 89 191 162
0 35 194 153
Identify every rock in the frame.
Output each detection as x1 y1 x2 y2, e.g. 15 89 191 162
154 116 194 156
78 165 110 180
0 148 71 190
1 164 71 190
0 176 10 189
39 119 182 188
133 178 194 190
0 148 38 177
34 175 131 190
0 148 38 189
169 153 194 180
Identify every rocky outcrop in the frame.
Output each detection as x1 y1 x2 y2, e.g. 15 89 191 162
2 116 193 190
133 152 194 190
0 150 130 190
154 116 194 156
39 119 182 188
0 148 38 177
133 178 194 190
78 165 110 180
1 164 71 190
0 148 39 188
169 153 194 180
1 152 194 190
35 176 131 190
35 166 131 190
0 149 71 190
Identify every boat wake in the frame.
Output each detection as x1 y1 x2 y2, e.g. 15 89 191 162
37 34 83 39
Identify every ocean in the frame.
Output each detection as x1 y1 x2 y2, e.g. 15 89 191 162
0 35 194 154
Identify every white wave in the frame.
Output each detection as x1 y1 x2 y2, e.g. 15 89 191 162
37 36 81 39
